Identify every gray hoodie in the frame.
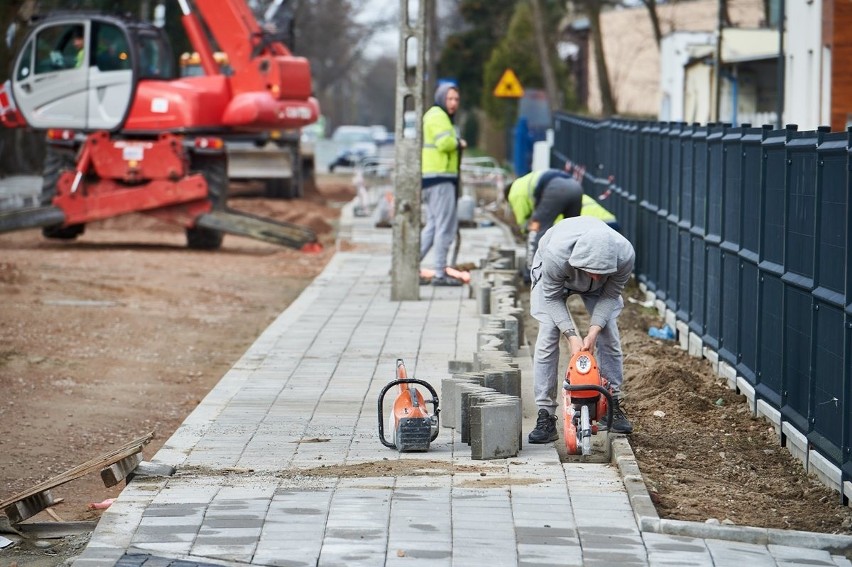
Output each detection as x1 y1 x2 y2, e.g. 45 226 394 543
530 216 635 333
433 82 456 117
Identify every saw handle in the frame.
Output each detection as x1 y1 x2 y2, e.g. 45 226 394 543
563 382 614 431
377 378 441 449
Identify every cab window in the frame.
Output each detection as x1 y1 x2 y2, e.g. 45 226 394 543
34 24 85 74
138 34 174 79
93 22 131 72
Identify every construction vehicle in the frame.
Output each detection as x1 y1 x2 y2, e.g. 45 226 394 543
378 359 440 452
562 350 614 458
0 0 320 251
179 51 314 199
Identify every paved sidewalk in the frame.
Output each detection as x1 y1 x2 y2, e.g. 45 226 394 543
72 204 852 566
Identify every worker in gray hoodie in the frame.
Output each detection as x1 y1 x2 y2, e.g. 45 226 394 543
528 216 635 443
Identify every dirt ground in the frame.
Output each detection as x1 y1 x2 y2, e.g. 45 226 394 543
563 289 852 536
1 180 851 565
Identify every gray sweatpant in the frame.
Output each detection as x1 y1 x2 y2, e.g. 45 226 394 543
420 181 458 276
533 292 624 415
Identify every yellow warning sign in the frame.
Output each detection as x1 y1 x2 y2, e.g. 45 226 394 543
493 68 524 98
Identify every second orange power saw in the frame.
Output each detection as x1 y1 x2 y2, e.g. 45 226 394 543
378 359 440 452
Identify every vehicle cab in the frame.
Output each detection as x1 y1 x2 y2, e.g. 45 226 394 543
10 13 174 132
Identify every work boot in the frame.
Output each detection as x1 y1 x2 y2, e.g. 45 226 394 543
432 274 463 287
528 409 558 444
599 398 633 434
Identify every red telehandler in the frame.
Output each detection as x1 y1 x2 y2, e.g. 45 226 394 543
0 0 322 251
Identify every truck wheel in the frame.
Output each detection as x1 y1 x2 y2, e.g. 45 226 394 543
264 177 295 199
41 145 85 240
186 154 227 250
299 156 316 199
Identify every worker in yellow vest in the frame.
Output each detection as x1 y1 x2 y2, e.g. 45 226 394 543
505 169 619 282
420 82 466 286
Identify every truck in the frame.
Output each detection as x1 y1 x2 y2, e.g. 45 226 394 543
178 51 314 199
0 0 321 251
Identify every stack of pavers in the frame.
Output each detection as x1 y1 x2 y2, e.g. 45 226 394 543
443 247 526 460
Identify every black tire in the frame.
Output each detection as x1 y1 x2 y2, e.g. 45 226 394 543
264 177 294 199
41 145 85 240
264 145 304 200
186 154 227 250
301 156 316 198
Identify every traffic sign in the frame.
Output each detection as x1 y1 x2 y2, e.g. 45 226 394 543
493 69 524 98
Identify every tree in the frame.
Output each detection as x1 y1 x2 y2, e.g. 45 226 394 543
436 0 516 110
286 0 394 128
572 0 616 116
529 0 561 112
481 2 573 128
639 0 664 47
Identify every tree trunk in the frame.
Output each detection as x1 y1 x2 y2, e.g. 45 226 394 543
720 0 732 27
529 0 561 111
641 0 663 48
585 0 616 116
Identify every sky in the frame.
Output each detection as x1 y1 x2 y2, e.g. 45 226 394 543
357 0 401 59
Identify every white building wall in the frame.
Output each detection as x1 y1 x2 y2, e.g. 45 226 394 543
589 0 764 117
784 0 823 130
660 32 713 121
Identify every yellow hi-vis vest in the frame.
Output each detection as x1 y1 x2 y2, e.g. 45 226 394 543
421 106 460 178
507 171 543 228
581 194 617 223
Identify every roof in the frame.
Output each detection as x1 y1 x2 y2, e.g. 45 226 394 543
684 27 779 65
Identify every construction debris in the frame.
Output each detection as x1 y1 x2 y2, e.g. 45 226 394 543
0 432 153 525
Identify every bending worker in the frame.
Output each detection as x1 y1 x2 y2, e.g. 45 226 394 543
507 169 614 282
506 169 582 282
420 82 466 286
527 216 635 443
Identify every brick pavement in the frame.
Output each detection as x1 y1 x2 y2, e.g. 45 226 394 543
71 202 852 567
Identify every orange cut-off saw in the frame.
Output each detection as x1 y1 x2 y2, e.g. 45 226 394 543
378 359 440 452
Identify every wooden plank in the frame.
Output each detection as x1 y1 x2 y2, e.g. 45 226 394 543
3 490 57 525
0 431 153 522
100 453 142 488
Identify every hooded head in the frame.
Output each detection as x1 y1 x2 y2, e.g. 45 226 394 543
434 83 458 115
569 226 619 275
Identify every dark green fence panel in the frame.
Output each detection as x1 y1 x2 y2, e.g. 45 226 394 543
550 113 850 480
737 127 769 385
809 130 848 465
845 138 852 486
665 123 684 313
719 127 744 366
781 129 820 433
624 123 639 246
655 123 672 304
637 122 656 286
689 126 709 336
756 128 790 408
677 124 695 323
704 125 725 350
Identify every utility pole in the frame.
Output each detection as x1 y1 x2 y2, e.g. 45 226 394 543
425 0 437 104
391 0 429 301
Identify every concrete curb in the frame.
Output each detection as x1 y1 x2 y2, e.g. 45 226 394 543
611 437 852 554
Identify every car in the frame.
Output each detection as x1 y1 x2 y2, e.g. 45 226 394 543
328 125 378 172
370 124 389 145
